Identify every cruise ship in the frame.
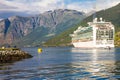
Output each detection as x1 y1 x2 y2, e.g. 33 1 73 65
70 18 115 48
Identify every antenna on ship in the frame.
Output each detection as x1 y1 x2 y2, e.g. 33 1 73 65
92 0 97 21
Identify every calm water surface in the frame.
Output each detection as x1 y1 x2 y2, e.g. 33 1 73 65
0 47 120 80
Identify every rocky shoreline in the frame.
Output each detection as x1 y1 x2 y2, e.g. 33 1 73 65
0 48 32 63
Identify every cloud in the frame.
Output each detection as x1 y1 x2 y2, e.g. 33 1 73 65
0 0 29 12
66 1 95 13
66 0 120 13
0 0 120 15
0 3 16 9
0 0 63 14
95 0 120 11
31 0 62 13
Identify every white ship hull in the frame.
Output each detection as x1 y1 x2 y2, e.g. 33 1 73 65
72 41 94 48
72 41 114 48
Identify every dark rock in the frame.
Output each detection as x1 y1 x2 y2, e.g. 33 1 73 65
0 49 32 63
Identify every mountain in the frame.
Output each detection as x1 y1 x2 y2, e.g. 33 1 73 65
0 9 86 47
44 3 120 47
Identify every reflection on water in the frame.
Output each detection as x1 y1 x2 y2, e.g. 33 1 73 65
70 48 117 79
0 47 120 80
0 62 119 80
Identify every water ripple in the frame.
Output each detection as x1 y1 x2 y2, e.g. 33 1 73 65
1 61 120 80
1 47 120 80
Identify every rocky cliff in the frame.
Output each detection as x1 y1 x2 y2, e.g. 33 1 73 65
0 9 86 47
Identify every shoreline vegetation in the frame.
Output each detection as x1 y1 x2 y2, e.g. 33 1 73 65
0 47 32 63
43 32 120 47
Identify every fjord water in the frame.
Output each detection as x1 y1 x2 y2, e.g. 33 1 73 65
0 47 120 80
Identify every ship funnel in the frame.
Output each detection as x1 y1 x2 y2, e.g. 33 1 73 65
93 18 97 23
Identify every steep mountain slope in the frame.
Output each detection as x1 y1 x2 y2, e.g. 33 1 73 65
0 9 85 47
44 3 120 47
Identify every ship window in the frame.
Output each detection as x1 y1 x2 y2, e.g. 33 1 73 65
106 31 109 35
109 30 113 39
100 31 104 35
96 30 102 40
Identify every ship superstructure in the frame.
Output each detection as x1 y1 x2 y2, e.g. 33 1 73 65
70 18 115 48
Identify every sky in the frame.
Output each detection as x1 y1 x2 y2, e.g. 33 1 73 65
0 0 120 18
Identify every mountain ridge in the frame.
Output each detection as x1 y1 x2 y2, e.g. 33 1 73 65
0 9 86 47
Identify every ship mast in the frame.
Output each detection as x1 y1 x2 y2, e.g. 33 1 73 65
92 0 97 21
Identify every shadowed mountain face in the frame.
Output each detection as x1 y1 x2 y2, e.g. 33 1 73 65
0 9 86 47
